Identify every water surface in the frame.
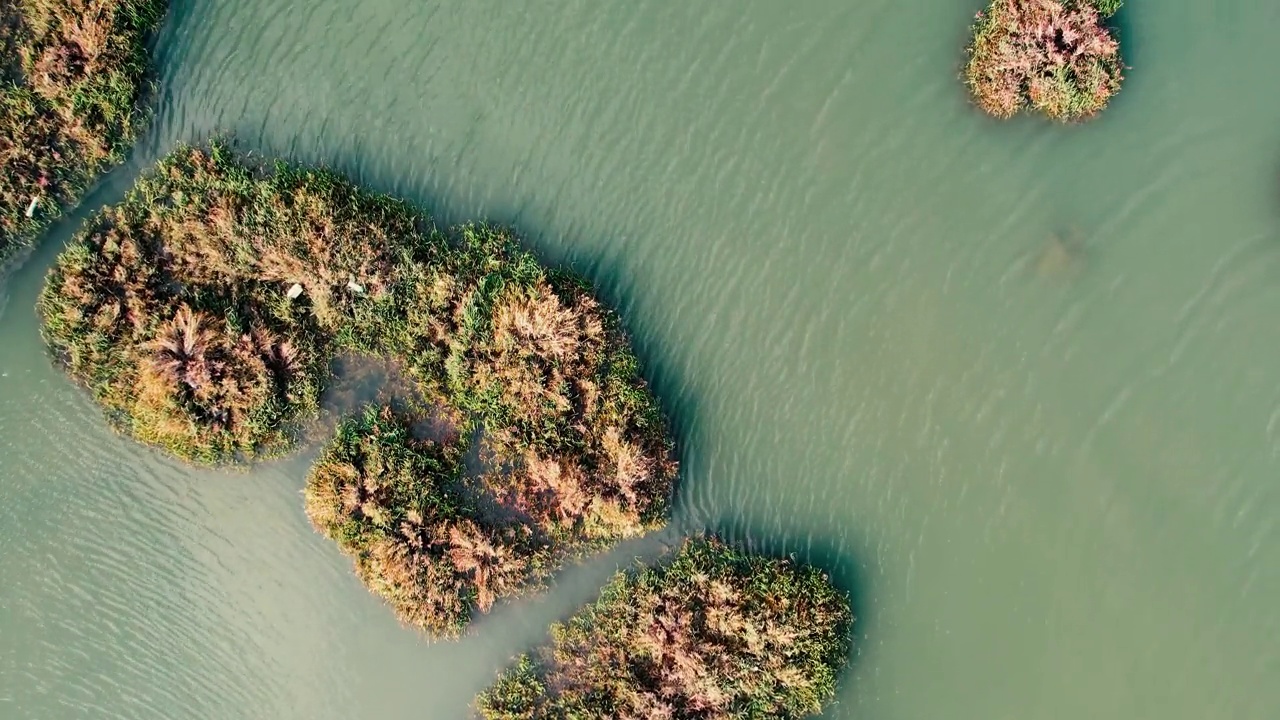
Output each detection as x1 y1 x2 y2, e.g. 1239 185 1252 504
3 1 1280 718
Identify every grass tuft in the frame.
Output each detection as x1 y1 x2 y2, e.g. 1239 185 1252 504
964 0 1123 122
477 536 854 720
1 0 168 262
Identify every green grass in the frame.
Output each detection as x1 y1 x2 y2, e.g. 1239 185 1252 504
0 0 168 263
964 0 1124 123
477 536 854 719
39 141 679 635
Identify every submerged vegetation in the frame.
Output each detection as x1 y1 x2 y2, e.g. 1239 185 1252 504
39 142 678 633
0 0 168 261
964 0 1124 122
477 536 853 720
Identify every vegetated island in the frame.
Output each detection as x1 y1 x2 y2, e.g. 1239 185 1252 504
964 0 1124 122
38 142 678 636
1 0 167 263
477 536 853 720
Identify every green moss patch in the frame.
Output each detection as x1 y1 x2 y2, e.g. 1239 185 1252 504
477 536 853 719
964 0 1124 122
1 0 168 262
39 142 678 635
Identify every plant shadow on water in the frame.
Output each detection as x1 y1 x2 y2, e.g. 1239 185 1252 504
1109 3 1138 78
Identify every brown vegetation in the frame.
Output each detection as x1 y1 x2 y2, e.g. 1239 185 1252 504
965 0 1123 122
1 0 167 261
477 536 853 719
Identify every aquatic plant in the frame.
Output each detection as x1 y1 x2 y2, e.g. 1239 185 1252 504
476 536 853 720
0 0 168 263
964 0 1124 122
40 141 678 633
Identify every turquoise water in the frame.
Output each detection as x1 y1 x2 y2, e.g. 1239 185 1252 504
3 1 1280 717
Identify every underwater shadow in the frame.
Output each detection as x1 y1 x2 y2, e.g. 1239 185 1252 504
1109 2 1140 111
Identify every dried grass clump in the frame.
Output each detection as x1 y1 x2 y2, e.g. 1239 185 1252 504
964 0 1123 122
477 537 853 720
42 142 678 634
0 0 167 262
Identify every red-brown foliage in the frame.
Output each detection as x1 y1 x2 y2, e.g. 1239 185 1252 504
965 0 1123 121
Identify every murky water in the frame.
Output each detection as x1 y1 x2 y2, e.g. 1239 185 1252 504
4 1 1280 718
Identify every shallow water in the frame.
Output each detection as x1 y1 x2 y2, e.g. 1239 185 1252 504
3 1 1280 718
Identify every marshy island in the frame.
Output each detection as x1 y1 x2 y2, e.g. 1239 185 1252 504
36 141 855 709
0 0 167 262
38 142 679 635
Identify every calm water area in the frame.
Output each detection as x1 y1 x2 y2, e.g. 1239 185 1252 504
3 1 1280 718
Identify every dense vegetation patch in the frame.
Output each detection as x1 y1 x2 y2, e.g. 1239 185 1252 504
304 405 528 636
38 144 405 461
39 142 677 633
1 0 167 262
477 537 853 720
964 0 1124 122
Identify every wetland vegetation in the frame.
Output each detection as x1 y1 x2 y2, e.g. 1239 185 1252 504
0 0 167 262
476 536 853 720
38 141 678 634
964 0 1124 122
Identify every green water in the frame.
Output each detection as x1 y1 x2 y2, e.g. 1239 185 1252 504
3 1 1280 718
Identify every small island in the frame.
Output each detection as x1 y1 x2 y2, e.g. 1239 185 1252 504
39 142 678 635
477 536 853 719
1 0 168 262
964 0 1124 122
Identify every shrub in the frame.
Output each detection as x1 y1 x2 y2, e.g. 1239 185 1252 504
41 142 678 633
964 0 1124 122
0 0 168 262
477 537 853 720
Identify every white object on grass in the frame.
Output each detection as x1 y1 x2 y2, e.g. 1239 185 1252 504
287 283 304 299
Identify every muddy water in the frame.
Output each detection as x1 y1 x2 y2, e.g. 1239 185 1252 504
3 1 1280 718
